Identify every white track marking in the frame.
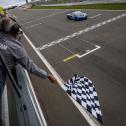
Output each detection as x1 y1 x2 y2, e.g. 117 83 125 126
23 32 101 126
59 44 75 54
76 45 101 58
89 14 101 19
18 17 29 22
76 37 96 46
24 70 47 126
60 38 101 59
37 13 126 51
22 11 67 26
75 38 101 58
30 22 42 28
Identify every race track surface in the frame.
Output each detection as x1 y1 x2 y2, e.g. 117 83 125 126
10 8 126 126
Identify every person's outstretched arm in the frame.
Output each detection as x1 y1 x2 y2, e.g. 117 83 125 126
14 44 57 84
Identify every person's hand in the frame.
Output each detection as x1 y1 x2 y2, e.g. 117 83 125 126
47 74 58 84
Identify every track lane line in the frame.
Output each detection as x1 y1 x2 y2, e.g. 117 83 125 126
24 70 47 126
22 10 67 26
88 14 101 19
76 45 101 58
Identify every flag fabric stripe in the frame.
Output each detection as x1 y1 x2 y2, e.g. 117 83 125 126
64 74 103 123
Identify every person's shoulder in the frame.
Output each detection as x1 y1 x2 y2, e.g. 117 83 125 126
3 33 23 51
0 33 25 56
9 39 24 51
7 39 26 58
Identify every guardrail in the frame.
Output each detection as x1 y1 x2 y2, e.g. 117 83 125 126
0 53 47 126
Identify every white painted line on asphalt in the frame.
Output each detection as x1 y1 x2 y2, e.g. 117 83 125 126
22 33 48 126
23 32 101 126
76 37 96 46
23 32 64 89
19 17 29 22
59 43 75 54
37 13 126 51
89 14 101 19
24 70 47 126
60 37 101 60
76 45 101 58
30 22 42 28
76 37 101 58
22 10 67 26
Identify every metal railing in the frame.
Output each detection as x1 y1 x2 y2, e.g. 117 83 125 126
0 52 47 126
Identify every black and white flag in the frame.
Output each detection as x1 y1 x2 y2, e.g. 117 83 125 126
64 74 103 123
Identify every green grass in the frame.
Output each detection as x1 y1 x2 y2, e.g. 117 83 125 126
31 3 126 10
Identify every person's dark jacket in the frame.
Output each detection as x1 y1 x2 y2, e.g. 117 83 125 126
0 32 48 84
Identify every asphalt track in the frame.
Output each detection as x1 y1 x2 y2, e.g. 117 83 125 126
10 9 126 126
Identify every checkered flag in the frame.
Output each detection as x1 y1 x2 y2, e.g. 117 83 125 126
64 74 103 123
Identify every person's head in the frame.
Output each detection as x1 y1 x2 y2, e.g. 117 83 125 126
9 24 21 37
1 17 20 38
1 17 11 32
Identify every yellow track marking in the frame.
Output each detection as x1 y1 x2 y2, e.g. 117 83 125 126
63 54 76 62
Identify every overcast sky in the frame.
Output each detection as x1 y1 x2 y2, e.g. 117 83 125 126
0 0 31 8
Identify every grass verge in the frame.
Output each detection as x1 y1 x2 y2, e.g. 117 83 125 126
31 3 126 10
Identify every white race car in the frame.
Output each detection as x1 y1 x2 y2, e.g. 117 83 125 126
67 11 88 21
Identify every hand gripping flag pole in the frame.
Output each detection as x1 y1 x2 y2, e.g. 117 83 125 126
63 74 103 124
